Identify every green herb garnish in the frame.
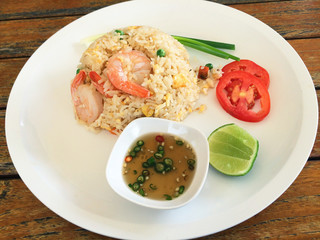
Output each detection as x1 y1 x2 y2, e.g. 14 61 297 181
172 35 235 50
164 194 172 200
172 35 239 61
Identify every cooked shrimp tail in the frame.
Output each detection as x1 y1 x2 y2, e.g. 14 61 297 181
71 70 103 124
89 71 114 98
71 70 86 105
107 69 150 98
89 71 106 95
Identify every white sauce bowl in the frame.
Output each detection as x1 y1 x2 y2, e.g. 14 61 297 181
106 117 209 209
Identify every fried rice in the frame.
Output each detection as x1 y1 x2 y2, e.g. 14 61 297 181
74 26 221 134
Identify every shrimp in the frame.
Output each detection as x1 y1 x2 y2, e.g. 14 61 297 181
89 71 115 98
105 49 151 98
71 70 103 124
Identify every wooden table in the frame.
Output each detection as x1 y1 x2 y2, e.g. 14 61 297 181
1 0 319 239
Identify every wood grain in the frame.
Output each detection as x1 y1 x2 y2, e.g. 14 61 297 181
0 0 319 239
0 0 127 20
311 92 320 157
0 58 26 108
0 1 319 59
0 111 15 176
288 38 320 87
0 17 77 58
0 179 106 240
0 161 319 240
203 161 320 239
0 0 278 20
231 0 320 39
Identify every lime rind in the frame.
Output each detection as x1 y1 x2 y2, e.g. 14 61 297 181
208 123 259 176
210 154 251 175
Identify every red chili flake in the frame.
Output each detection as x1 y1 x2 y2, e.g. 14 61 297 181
125 156 133 163
155 135 164 142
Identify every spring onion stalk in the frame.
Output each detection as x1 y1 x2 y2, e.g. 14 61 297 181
177 40 228 59
172 35 235 50
173 35 239 61
80 33 105 47
177 39 240 61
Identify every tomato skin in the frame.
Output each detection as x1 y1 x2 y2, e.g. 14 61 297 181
216 71 270 122
222 59 270 88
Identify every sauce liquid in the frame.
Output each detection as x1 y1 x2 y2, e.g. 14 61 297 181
123 133 196 200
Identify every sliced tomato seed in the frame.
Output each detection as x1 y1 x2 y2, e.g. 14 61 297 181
226 81 260 109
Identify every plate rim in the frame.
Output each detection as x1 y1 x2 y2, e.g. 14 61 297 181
5 0 318 239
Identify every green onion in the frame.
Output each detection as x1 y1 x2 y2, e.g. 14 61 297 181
115 29 124 35
172 35 235 50
187 159 196 166
154 152 163 159
178 185 185 194
164 194 172 200
188 159 196 170
205 63 213 70
142 162 149 168
137 175 145 183
179 40 239 61
147 156 156 166
132 182 140 191
163 158 173 167
142 170 150 176
155 162 165 173
150 184 157 190
139 188 146 196
130 151 136 158
137 140 144 146
176 140 184 145
158 145 164 151
173 35 239 61
134 146 141 152
158 150 164 155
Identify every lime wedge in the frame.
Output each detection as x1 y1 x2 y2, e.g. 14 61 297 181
208 123 259 176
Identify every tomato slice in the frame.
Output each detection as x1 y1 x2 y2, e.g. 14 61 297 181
222 59 270 88
216 71 270 122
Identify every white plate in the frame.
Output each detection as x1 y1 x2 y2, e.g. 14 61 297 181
5 0 318 239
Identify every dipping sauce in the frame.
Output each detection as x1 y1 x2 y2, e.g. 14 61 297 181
122 133 196 200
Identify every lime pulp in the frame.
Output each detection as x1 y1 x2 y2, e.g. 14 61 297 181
208 123 259 176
